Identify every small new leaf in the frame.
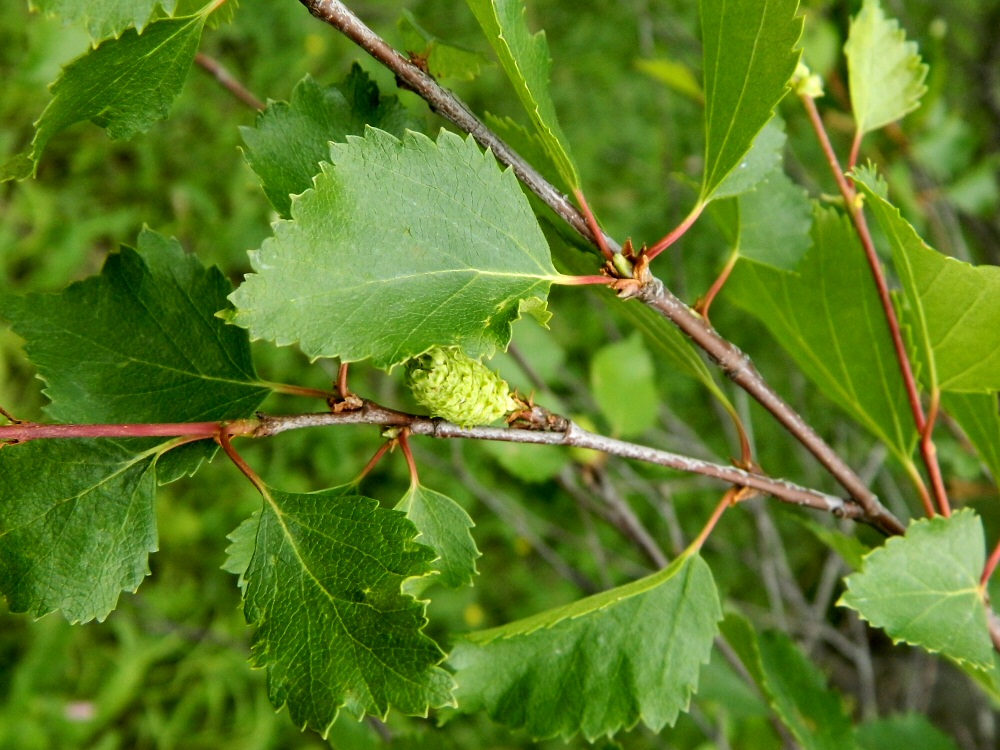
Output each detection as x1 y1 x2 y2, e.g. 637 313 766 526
227 487 455 733
839 509 993 670
845 0 929 135
450 554 722 740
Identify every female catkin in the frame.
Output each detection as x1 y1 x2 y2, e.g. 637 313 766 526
406 347 518 428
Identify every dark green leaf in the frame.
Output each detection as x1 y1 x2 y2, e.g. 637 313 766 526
396 484 480 590
229 128 561 369
30 0 177 42
241 68 415 219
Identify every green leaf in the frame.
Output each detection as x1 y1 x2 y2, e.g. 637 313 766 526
721 614 857 750
635 58 703 103
0 440 158 622
464 0 579 190
398 11 491 81
484 440 569 483
709 115 786 202
839 508 993 669
590 333 659 438
943 393 1000 489
855 167 1000 393
733 166 813 270
726 206 917 463
792 515 869 571
29 0 178 43
396 484 480 590
226 486 455 733
855 713 960 750
241 68 415 219
25 14 206 176
450 554 722 740
229 128 561 369
699 0 802 203
844 0 928 135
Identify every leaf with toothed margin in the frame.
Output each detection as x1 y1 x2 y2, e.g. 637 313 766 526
29 0 178 43
396 484 480 592
449 553 721 740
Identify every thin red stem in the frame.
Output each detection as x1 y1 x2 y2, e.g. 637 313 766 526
687 490 734 554
697 249 739 325
848 129 864 171
265 381 337 400
0 420 255 442
982 536 1000 589
355 440 392 483
398 428 420 486
573 188 614 261
921 390 951 516
338 363 350 400
552 275 616 286
194 53 266 111
217 429 268 496
646 203 705 261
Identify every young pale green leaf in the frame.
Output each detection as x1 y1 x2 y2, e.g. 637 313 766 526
227 487 455 733
241 67 415 219
449 554 722 740
0 440 158 623
844 0 928 135
590 334 659 438
943 393 1000 489
839 509 993 670
855 168 1000 393
726 206 916 463
709 115 786 202
396 484 480 590
0 228 269 479
228 128 561 369
29 0 177 43
855 713 960 750
25 14 206 176
464 0 579 190
699 0 802 203
721 614 856 750
398 11 491 82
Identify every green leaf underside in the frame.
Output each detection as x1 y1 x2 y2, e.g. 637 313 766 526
839 509 993 670
845 0 928 135
856 713 961 750
943 393 1000 490
464 0 579 190
395 484 480 590
229 128 560 369
721 615 855 750
226 488 454 733
450 554 722 740
27 14 205 175
855 169 1000 393
398 10 490 81
699 0 802 203
726 206 916 463
0 440 158 623
30 0 177 42
709 115 786 202
590 334 658 438
0 228 269 479
734 165 813 270
241 68 414 219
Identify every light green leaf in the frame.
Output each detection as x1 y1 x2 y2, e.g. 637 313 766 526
484 440 569 482
227 486 455 732
396 484 480 590
25 14 206 177
709 115 786 202
635 58 703 102
855 713 960 750
721 614 856 750
29 0 177 43
943 392 1000 489
0 440 158 623
844 0 928 135
839 508 993 669
855 168 1000 393
241 67 415 219
734 166 813 270
398 10 491 81
590 334 659 438
699 0 802 202
464 0 579 190
726 206 917 463
229 128 561 369
450 554 722 740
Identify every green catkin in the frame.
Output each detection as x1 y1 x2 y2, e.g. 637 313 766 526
406 347 519 428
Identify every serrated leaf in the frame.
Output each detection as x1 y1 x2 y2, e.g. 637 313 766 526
726 206 917 463
229 128 561 369
590 333 659 438
0 440 158 622
25 14 206 176
241 68 415 219
29 0 178 43
228 486 454 733
699 0 802 203
396 484 479 590
450 554 722 740
734 166 813 270
721 614 856 750
855 713 960 750
709 115 786 202
855 168 1000 393
398 11 491 82
839 508 993 669
464 0 579 190
844 0 928 135
0 228 269 479
943 393 1000 489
